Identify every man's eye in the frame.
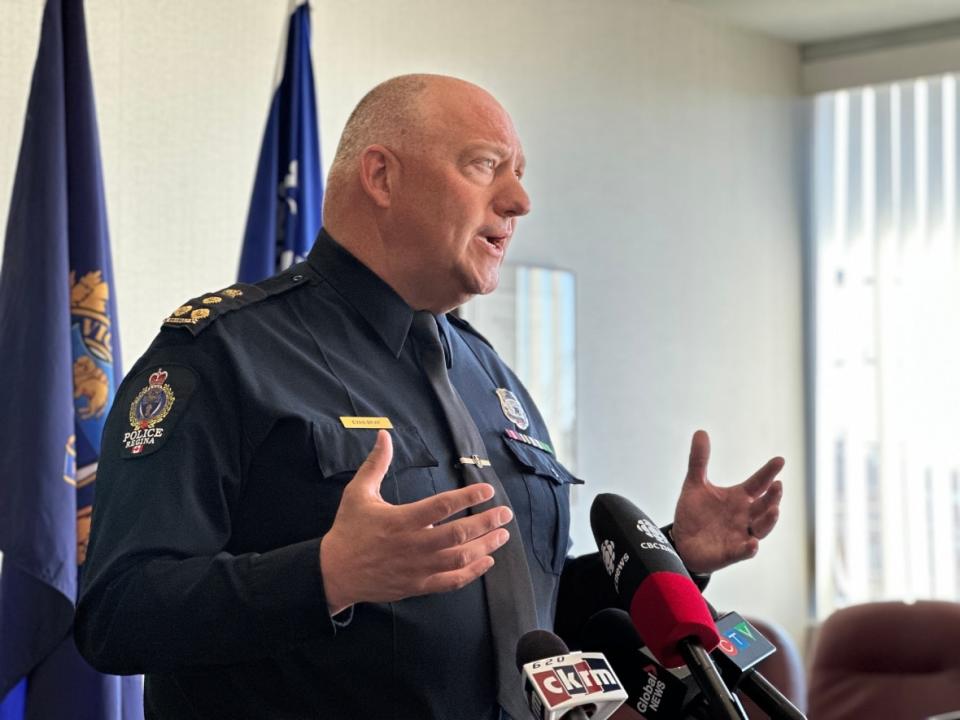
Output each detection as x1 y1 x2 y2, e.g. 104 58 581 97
475 158 497 170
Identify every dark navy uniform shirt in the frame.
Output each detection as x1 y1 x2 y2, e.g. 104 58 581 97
76 229 584 719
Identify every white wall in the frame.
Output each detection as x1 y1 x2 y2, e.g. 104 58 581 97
0 0 808 647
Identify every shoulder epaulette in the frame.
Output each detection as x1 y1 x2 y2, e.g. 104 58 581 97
162 265 314 336
446 312 495 350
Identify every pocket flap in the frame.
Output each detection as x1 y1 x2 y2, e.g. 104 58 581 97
313 422 438 479
502 435 584 486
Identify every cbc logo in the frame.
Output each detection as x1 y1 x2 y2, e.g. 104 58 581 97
601 540 616 576
636 518 669 545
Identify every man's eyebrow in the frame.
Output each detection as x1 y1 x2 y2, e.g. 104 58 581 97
462 142 525 167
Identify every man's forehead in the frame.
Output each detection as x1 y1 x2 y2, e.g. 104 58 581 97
419 80 521 143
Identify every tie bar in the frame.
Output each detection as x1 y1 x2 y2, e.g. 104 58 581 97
459 455 492 468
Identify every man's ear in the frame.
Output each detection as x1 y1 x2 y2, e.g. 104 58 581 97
358 144 398 208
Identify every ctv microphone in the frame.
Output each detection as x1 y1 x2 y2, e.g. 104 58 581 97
589 493 745 720
515 629 627 720
581 608 709 719
712 612 807 720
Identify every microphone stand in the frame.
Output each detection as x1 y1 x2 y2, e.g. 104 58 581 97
678 639 747 720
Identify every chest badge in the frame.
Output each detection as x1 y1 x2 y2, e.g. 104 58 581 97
495 388 529 430
126 368 175 455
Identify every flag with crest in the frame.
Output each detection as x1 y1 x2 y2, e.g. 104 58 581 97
0 1 142 717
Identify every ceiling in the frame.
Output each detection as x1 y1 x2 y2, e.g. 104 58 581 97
673 0 960 44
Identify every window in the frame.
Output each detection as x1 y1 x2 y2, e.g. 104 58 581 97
811 75 960 618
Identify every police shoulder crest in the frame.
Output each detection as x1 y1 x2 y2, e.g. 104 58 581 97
121 365 196 459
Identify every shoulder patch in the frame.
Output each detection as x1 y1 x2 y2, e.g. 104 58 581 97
446 312 495 350
120 364 197 459
162 266 314 336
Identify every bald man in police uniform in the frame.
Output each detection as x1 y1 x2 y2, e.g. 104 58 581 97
76 74 784 719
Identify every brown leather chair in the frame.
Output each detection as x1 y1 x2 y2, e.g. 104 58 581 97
808 601 960 720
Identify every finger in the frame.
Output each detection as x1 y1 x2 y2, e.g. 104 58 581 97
750 479 783 515
683 429 711 487
417 506 513 553
748 504 780 540
402 483 497 528
739 538 760 561
419 556 496 596
348 429 394 498
742 456 785 497
426 527 510 574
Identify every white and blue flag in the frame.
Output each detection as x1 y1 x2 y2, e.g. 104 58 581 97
238 0 323 283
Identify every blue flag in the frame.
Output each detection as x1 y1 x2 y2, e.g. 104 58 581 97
0 1 142 717
238 0 323 283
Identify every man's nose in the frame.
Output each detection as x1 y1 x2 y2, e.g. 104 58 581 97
494 174 531 218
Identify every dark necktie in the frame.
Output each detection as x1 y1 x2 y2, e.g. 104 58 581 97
410 311 538 720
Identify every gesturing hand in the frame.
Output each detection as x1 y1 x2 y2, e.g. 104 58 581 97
319 430 512 613
671 430 784 575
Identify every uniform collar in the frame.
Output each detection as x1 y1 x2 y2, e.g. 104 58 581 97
307 228 437 360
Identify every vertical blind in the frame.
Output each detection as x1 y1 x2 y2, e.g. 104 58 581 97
812 74 960 618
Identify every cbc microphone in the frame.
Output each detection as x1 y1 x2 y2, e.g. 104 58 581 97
515 629 627 720
589 493 745 720
581 608 709 719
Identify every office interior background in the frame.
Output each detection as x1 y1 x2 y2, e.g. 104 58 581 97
3 0 960 664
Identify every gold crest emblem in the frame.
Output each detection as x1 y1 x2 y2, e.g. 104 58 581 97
70 270 109 315
202 296 222 304
70 270 113 363
172 305 192 317
74 355 110 419
221 288 243 298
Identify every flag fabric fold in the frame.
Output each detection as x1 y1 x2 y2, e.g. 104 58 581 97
238 0 323 283
0 1 141 717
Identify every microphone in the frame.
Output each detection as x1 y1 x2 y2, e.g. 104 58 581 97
581 608 710 719
515 629 627 720
589 493 745 720
712 611 807 720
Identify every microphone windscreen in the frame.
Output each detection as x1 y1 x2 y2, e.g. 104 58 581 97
516 629 570 671
629 571 718 668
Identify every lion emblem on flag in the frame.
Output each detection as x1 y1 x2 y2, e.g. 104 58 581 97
74 355 109 419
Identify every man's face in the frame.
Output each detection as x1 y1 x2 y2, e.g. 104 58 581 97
386 82 531 311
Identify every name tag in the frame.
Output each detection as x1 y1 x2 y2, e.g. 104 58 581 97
339 416 393 429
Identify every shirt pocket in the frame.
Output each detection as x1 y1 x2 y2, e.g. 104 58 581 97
501 436 584 576
312 422 440 527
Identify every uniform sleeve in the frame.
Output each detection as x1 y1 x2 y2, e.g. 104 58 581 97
75 337 339 675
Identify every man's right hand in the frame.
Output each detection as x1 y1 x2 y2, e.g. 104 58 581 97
319 429 512 614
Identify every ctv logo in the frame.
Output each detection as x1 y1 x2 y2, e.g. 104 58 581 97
717 620 756 657
532 658 620 706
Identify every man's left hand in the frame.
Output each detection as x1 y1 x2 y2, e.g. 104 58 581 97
671 429 784 574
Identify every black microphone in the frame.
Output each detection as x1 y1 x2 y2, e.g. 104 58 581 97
515 629 627 720
582 608 710 719
590 493 746 720
711 611 807 720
